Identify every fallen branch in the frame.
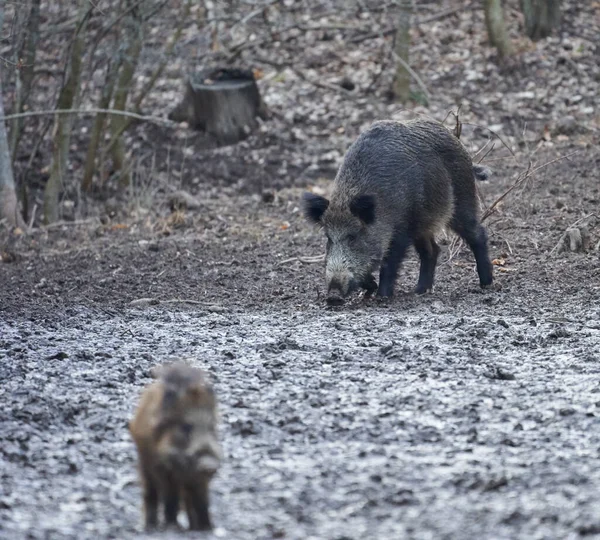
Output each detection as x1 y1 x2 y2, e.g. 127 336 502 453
129 297 227 312
278 254 325 266
253 55 358 99
42 218 100 230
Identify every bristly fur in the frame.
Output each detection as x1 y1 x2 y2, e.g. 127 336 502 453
349 194 376 225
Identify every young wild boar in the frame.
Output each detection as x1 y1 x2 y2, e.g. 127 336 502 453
129 362 221 531
303 119 494 305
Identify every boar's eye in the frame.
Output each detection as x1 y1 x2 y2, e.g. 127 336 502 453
180 422 193 437
346 233 358 243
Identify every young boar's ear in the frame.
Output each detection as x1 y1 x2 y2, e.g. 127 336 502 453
350 194 375 225
303 192 329 223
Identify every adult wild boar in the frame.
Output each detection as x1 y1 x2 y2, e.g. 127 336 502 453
303 119 493 304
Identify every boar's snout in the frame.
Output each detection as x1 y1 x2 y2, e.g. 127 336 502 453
328 276 359 296
326 275 360 306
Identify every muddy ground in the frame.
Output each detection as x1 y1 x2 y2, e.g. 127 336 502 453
2 0 600 539
1 140 600 540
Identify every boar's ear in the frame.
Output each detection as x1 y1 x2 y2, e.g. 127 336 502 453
350 194 375 225
303 192 329 223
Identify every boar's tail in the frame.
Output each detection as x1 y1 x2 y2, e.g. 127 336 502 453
473 165 492 181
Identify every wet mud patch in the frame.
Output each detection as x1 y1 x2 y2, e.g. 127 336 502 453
1 298 599 539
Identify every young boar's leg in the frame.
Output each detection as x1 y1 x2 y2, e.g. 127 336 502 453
414 235 440 294
142 470 159 530
193 482 212 530
183 488 197 530
377 231 410 298
163 474 180 526
451 216 493 288
183 482 212 531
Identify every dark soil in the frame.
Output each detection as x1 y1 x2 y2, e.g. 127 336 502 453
1 1 600 539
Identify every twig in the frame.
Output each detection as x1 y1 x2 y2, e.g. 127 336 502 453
41 218 99 230
461 122 516 162
161 299 220 305
253 55 358 98
481 151 580 222
278 255 325 266
349 2 473 44
473 138 493 159
391 51 430 100
444 235 464 265
0 108 174 125
477 141 496 163
28 204 37 230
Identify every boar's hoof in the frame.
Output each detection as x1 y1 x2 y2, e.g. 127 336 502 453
362 275 378 296
326 295 345 306
414 285 432 295
482 281 501 292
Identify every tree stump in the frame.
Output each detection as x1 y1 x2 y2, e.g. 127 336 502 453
169 68 268 146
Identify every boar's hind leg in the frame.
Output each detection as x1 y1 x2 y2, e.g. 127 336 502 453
377 231 410 298
451 215 493 288
414 235 440 294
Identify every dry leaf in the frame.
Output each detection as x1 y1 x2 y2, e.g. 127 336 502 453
541 125 551 142
492 258 506 266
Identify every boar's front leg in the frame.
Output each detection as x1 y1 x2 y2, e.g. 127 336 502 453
183 481 212 531
377 230 410 298
163 474 180 527
414 234 440 294
362 274 378 296
141 467 159 530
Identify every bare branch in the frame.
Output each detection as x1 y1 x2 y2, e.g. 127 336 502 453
481 151 580 222
0 108 175 126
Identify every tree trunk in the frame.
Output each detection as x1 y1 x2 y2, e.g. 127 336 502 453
169 68 267 146
81 58 121 192
0 8 26 229
392 1 412 103
9 0 41 162
520 0 560 40
43 0 88 224
0 74 27 230
110 6 144 189
96 0 192 184
483 0 513 59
